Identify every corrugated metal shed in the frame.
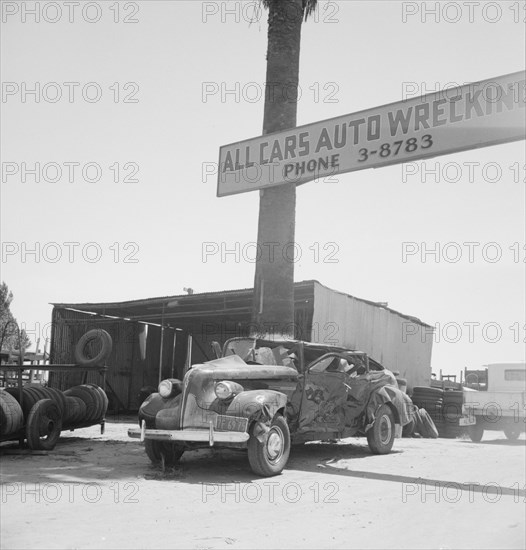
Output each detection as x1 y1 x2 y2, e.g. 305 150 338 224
311 282 433 390
50 280 433 408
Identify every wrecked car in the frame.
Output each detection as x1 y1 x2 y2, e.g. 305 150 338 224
128 337 413 476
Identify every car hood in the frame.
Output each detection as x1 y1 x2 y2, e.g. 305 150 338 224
191 354 298 381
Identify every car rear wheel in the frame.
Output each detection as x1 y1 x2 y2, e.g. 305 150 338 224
144 440 184 468
468 422 484 442
248 415 290 477
367 404 395 454
503 425 521 441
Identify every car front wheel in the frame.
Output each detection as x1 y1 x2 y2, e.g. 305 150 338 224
367 404 395 454
248 415 290 477
144 440 184 468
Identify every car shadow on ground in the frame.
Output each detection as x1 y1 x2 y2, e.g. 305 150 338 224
139 439 402 485
131 439 525 502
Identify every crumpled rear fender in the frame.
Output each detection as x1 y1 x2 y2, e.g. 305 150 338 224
364 385 413 431
225 390 287 424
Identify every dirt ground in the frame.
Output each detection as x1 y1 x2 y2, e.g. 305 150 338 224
1 416 524 550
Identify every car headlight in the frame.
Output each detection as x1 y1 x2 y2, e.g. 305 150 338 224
214 381 244 400
158 378 182 398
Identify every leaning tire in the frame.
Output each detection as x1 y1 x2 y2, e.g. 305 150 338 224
503 425 521 441
0 390 24 436
144 440 184 467
26 399 62 450
402 418 415 438
419 409 439 439
367 404 396 454
74 329 113 367
248 415 290 477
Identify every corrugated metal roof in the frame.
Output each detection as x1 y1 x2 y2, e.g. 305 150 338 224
51 279 432 328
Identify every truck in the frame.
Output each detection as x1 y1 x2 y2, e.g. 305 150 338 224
462 362 526 442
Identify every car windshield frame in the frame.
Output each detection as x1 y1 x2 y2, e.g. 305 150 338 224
221 337 377 374
307 351 369 373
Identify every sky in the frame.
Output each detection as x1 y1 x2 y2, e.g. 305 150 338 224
1 0 525 377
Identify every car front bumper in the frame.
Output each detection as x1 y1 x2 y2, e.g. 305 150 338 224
128 420 249 446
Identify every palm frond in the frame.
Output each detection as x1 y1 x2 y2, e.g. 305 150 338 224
303 0 318 20
259 0 319 21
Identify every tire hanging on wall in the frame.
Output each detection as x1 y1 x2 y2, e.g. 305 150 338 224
74 329 113 367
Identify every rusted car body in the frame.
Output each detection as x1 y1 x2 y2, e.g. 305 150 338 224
129 337 413 476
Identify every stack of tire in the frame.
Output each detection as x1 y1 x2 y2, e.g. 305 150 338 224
1 383 108 449
412 386 443 422
63 384 108 428
411 386 464 438
0 328 112 450
2 384 64 450
0 390 24 438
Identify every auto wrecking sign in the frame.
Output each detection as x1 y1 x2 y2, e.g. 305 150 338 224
217 71 525 197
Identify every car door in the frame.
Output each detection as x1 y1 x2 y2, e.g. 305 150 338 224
296 354 348 433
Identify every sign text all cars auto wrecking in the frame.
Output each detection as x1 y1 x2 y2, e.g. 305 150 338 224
217 71 525 197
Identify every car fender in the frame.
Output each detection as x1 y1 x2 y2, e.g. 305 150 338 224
364 385 409 432
225 390 287 424
138 392 181 427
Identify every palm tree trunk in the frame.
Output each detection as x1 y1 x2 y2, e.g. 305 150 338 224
251 0 304 338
